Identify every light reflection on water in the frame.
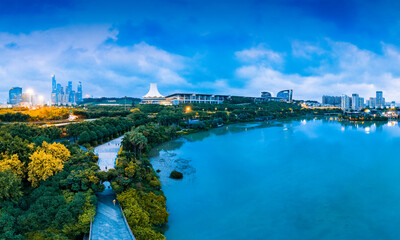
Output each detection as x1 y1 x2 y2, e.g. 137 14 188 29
150 118 400 240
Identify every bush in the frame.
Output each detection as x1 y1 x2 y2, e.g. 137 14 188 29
169 170 183 179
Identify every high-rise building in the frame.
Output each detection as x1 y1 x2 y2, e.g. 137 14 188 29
52 75 56 92
322 95 341 107
8 87 22 105
51 75 57 105
76 81 83 103
376 91 384 108
67 81 74 104
359 97 364 109
368 97 376 108
351 94 359 110
341 94 350 110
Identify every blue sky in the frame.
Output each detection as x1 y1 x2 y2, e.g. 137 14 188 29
1 0 400 102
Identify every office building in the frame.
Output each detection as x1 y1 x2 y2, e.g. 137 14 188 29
352 93 359 110
276 89 293 103
261 92 272 99
8 87 22 105
341 94 351 110
50 75 82 105
166 93 229 105
76 81 83 103
376 91 384 108
359 97 364 109
322 95 341 107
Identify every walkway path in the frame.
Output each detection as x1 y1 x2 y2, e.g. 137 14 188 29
91 136 135 240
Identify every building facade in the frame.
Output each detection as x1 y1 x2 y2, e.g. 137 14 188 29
165 93 229 105
341 94 351 110
322 95 341 107
276 89 293 102
352 93 359 110
51 75 82 105
261 91 272 99
8 87 22 105
376 91 384 108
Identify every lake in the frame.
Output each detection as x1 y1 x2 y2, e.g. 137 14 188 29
150 118 400 240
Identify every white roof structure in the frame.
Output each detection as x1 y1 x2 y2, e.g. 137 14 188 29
143 83 164 98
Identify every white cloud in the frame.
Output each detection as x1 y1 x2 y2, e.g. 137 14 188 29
292 40 325 59
0 25 189 102
235 45 283 65
232 41 400 102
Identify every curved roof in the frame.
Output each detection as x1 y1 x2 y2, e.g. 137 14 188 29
143 83 164 98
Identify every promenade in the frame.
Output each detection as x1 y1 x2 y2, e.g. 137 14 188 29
91 137 135 240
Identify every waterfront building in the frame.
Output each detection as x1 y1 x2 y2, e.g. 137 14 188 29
261 91 272 99
166 93 229 105
322 95 341 107
341 94 351 110
376 91 384 108
142 83 170 105
276 89 293 102
359 97 364 109
368 97 376 108
352 93 359 110
76 81 83 103
8 87 22 105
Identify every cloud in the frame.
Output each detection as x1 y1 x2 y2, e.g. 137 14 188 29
0 25 189 102
231 40 400 101
291 40 325 59
235 45 283 65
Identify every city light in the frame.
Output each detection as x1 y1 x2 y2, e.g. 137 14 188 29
26 88 34 95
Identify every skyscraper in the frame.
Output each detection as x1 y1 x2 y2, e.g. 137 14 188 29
52 75 56 92
358 97 364 109
352 93 359 110
77 81 83 103
368 97 376 108
8 87 22 105
341 94 350 110
51 75 57 105
376 91 384 108
56 83 62 105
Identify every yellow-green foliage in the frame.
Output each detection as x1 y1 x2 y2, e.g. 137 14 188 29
124 161 136 178
0 154 25 178
28 142 71 186
117 188 168 240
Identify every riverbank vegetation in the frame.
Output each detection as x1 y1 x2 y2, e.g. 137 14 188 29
0 101 340 239
0 117 133 239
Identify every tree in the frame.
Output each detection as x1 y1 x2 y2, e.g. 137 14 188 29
78 131 90 144
28 142 71 187
0 170 22 202
0 154 25 178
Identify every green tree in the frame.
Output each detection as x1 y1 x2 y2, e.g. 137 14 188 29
0 170 22 202
78 131 90 144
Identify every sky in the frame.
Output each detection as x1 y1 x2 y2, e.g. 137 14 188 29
1 0 400 102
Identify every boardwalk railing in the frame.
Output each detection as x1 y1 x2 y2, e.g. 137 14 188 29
119 205 136 240
88 216 93 240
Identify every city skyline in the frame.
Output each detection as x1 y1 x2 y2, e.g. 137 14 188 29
1 0 400 103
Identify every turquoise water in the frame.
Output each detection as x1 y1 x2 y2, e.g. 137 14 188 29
150 119 400 240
